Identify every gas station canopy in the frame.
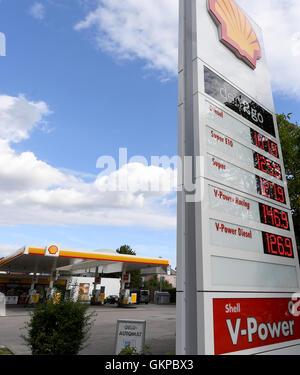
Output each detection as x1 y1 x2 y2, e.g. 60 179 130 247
0 245 170 275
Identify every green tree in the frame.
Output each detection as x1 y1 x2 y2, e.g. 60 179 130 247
117 245 142 289
144 274 173 291
277 113 300 246
116 244 136 255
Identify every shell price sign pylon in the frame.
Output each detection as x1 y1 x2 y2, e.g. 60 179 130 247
177 0 300 355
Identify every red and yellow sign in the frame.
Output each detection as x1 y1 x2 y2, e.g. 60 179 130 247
208 0 262 69
213 298 300 354
47 245 59 255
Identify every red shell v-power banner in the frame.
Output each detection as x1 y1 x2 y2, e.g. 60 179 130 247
213 298 300 354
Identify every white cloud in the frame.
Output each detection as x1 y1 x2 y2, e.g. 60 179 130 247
0 94 176 229
95 162 177 194
75 0 178 77
75 0 300 98
237 0 300 98
29 2 46 20
0 94 51 143
0 244 22 260
0 141 70 191
0 160 176 228
291 32 300 57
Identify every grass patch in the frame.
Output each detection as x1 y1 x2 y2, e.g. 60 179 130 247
0 347 13 355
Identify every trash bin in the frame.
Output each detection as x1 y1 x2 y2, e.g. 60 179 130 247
154 291 170 305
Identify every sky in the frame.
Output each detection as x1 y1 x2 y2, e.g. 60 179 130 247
0 0 299 268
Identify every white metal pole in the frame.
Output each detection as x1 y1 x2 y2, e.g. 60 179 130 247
0 293 6 317
176 0 198 355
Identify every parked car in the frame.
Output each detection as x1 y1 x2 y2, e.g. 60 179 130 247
104 295 119 304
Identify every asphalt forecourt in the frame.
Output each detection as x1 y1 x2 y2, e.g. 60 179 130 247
0 304 176 355
0 303 295 371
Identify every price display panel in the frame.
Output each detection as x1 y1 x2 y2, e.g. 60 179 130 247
256 176 286 204
209 185 294 260
250 129 279 159
209 185 290 231
210 219 294 259
207 102 279 160
204 66 276 137
259 203 290 231
253 152 282 180
207 154 287 205
204 66 297 266
207 127 283 181
262 232 294 258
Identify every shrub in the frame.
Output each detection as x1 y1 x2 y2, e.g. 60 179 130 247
118 345 151 355
23 299 94 355
118 346 138 355
0 347 13 355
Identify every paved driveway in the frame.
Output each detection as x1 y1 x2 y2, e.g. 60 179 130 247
0 304 176 355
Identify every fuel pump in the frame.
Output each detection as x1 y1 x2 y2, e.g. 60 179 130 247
92 286 105 305
118 270 136 307
27 288 39 306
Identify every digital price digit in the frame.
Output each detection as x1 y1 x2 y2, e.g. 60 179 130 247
253 152 282 180
256 176 286 204
259 203 290 230
262 232 294 258
250 129 279 159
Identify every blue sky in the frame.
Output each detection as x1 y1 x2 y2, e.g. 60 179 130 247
0 0 299 268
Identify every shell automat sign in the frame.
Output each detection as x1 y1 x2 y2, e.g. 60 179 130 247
208 0 262 69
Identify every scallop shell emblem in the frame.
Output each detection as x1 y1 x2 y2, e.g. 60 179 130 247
208 0 262 69
48 245 58 255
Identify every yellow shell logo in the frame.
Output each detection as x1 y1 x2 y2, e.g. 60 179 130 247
208 0 262 69
48 245 58 255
